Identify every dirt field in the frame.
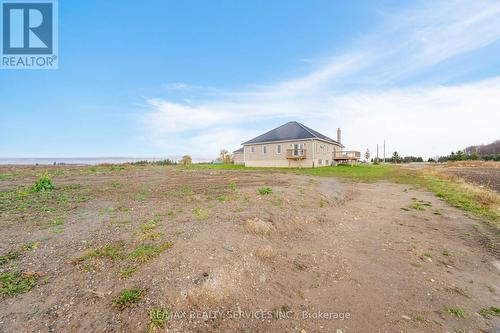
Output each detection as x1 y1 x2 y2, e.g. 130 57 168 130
0 165 499 332
402 161 500 193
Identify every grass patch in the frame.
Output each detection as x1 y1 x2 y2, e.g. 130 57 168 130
258 187 273 195
478 306 500 319
192 207 209 220
119 265 138 278
228 181 237 191
0 272 38 296
83 242 125 260
0 251 21 266
113 288 143 309
149 307 170 331
128 242 173 263
409 202 426 211
444 306 468 318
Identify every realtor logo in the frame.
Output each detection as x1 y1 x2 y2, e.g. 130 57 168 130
1 0 58 69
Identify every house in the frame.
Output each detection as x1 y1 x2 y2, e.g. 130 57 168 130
233 148 244 165
234 121 360 168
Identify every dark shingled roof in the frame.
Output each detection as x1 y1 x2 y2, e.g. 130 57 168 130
233 147 244 153
242 121 341 146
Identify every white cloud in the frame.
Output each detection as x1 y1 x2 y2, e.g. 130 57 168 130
141 0 500 160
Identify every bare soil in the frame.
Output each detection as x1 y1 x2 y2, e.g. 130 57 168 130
0 165 499 332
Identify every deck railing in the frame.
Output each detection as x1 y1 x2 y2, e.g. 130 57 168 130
333 151 361 160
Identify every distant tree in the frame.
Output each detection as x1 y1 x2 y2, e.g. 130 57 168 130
180 155 192 166
219 149 233 164
365 149 370 161
391 151 402 163
428 158 435 162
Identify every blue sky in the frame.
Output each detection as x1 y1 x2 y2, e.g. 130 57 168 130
1 0 499 159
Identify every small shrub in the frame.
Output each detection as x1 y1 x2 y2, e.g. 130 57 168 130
258 187 273 195
149 307 170 331
113 288 143 309
32 174 54 192
0 272 38 296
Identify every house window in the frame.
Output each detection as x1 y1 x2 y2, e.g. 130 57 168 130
318 159 322 165
325 160 329 165
263 146 267 154
251 146 255 153
277 144 281 154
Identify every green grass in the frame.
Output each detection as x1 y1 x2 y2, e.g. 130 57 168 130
444 307 468 318
113 288 143 309
258 187 273 195
119 265 138 278
0 251 21 266
128 242 173 263
149 307 170 331
0 272 38 296
83 242 125 260
478 306 500 319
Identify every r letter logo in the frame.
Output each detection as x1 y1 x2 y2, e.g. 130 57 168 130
1 0 58 69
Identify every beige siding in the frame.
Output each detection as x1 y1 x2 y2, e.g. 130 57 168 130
233 152 244 165
243 139 342 168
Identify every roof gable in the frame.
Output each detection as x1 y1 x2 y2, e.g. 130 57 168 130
242 121 340 145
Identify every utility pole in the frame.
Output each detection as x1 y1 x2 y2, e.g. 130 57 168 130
383 140 386 163
376 144 379 161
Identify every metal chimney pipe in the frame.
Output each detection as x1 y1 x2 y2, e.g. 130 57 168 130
337 128 341 144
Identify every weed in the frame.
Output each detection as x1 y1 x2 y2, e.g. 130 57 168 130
128 242 173 263
0 251 20 266
110 181 122 189
216 195 229 202
409 202 425 211
32 174 54 192
244 218 275 235
487 285 496 294
166 210 175 218
423 253 433 259
52 218 64 226
412 314 425 322
119 265 138 278
258 187 273 195
293 260 308 271
444 307 468 318
192 208 209 220
442 250 449 256
22 242 39 251
83 242 125 260
228 182 237 191
113 288 143 309
82 263 97 272
0 272 38 295
149 307 170 331
478 306 500 319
